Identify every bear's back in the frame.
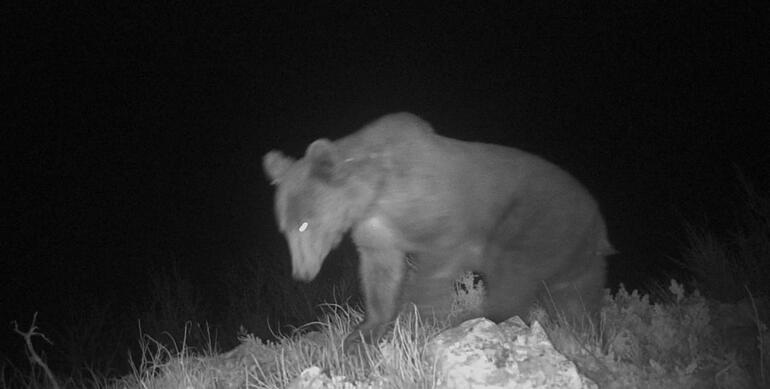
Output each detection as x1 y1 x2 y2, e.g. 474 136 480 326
335 112 435 155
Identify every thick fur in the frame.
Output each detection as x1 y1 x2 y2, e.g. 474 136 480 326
264 113 613 349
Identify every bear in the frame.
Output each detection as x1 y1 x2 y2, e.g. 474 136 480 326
263 112 613 350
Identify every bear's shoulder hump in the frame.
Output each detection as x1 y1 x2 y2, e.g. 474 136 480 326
360 112 435 138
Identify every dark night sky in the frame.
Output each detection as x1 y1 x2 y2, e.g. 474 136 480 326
3 1 768 355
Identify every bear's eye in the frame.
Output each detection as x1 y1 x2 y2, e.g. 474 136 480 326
298 221 309 232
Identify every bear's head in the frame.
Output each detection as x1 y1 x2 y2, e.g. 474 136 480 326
264 139 374 281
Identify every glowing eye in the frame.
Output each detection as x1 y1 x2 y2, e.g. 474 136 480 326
298 222 309 232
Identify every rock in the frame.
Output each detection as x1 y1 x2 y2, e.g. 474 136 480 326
425 317 596 389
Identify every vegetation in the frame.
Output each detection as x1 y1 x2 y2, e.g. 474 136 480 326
2 182 768 388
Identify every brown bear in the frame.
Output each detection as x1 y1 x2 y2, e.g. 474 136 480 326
263 112 613 349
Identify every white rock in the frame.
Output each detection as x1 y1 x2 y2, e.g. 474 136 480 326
426 317 596 389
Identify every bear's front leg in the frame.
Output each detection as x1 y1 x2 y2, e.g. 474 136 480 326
344 246 406 352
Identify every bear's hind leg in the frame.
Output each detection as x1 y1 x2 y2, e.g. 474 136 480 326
345 246 406 351
400 265 457 325
539 258 606 327
483 263 541 323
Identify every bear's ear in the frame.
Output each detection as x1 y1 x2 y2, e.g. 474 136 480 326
306 139 346 183
263 150 295 184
